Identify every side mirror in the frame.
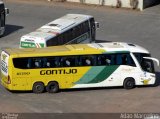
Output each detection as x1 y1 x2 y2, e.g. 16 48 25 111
5 8 9 16
95 22 99 29
143 57 159 66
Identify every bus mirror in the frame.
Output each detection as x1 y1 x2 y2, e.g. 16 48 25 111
95 22 99 29
143 57 159 66
5 8 9 16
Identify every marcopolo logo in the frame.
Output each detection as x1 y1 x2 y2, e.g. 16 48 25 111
2 54 7 61
40 69 77 75
1 54 8 74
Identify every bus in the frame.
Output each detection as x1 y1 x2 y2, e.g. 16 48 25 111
0 1 9 37
20 14 99 48
1 42 159 93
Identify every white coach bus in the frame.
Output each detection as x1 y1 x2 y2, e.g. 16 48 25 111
0 1 9 36
1 42 159 93
20 14 99 48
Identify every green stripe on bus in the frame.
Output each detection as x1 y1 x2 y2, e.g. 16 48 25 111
21 42 44 48
75 66 105 84
76 65 119 84
21 42 36 48
39 43 44 48
88 65 119 83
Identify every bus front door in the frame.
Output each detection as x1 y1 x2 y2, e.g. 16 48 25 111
90 18 96 42
0 9 5 36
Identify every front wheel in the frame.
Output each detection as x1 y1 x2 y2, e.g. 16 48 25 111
46 81 59 93
123 78 135 89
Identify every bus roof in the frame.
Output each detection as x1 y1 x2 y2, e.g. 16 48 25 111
3 42 149 58
21 14 93 40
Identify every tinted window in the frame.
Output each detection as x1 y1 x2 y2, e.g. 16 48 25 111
133 53 150 64
97 54 112 66
46 37 58 46
13 53 136 69
13 58 29 69
60 56 77 67
133 53 154 73
97 53 135 66
79 55 96 66
116 54 135 66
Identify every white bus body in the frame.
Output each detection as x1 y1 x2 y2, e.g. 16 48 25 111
20 14 99 48
1 42 159 93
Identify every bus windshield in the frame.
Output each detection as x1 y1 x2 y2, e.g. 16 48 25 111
133 53 155 73
141 58 154 73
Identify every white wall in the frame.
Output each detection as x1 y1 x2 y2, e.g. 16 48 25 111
67 0 144 11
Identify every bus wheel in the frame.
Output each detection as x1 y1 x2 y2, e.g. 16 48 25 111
123 78 135 89
32 82 45 93
46 81 59 93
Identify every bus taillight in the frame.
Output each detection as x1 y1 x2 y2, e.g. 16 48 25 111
7 75 11 84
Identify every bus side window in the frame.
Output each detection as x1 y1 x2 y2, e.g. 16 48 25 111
46 37 57 46
13 58 29 69
34 58 42 68
80 55 95 66
116 54 122 65
72 27 76 40
116 54 127 65
83 21 89 33
97 54 112 66
59 56 76 67
111 55 116 65
58 35 63 45
115 54 136 66
75 25 79 39
46 62 51 68
122 54 127 65
105 55 111 65
63 31 67 43
41 58 49 68
69 28 74 42
27 58 32 68
67 29 73 43
97 55 104 65
60 57 65 67
45 57 58 68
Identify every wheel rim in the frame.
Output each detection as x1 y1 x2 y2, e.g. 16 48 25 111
36 85 42 92
50 85 56 91
127 81 133 87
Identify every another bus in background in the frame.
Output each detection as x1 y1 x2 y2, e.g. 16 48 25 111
0 1 9 37
20 14 99 48
1 42 159 93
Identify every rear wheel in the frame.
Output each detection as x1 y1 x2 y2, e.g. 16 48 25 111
46 81 59 93
32 82 45 93
123 78 135 89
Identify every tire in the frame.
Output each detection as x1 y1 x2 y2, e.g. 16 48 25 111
123 78 135 89
32 82 45 93
46 81 59 93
